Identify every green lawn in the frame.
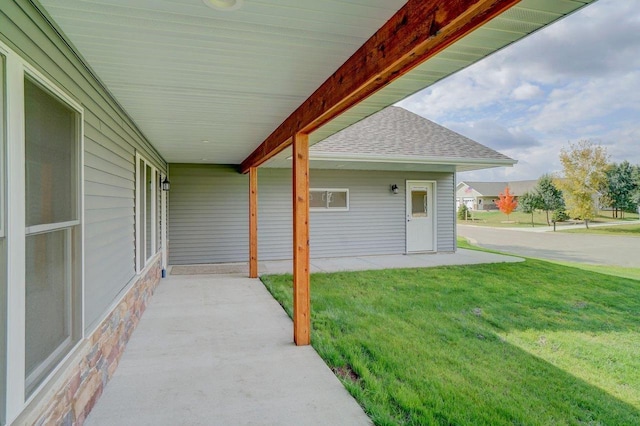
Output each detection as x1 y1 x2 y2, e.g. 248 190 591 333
459 210 639 228
560 223 640 237
550 261 640 281
262 262 640 425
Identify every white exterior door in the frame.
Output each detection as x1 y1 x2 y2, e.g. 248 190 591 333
406 181 435 252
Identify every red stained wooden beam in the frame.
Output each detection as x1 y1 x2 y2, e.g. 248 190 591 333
240 0 520 173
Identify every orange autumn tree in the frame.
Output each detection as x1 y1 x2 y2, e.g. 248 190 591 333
496 186 518 221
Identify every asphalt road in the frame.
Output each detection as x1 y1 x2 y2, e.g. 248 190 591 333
458 224 640 268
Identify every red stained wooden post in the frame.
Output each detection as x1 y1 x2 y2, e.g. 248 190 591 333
249 166 258 278
292 133 310 345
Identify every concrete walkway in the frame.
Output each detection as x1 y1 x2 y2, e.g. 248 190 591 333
86 274 371 426
87 249 521 425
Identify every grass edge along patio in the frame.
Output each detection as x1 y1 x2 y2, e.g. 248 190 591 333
262 255 640 425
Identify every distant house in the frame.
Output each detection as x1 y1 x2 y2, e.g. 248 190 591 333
456 180 538 211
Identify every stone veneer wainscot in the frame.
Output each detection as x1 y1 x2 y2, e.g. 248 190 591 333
17 258 162 426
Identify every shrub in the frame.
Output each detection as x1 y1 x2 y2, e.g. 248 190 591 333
552 209 570 222
458 204 470 220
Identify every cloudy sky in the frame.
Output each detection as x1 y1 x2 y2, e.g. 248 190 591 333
398 0 640 182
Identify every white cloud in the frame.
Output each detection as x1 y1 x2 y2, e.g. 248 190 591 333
511 83 543 101
399 0 640 181
446 120 541 150
530 71 640 135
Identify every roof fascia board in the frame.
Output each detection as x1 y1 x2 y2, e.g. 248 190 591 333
308 152 517 167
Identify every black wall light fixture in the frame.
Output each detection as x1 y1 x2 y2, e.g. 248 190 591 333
161 176 171 191
390 184 399 194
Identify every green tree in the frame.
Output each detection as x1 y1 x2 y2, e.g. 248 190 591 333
557 140 609 228
604 161 636 218
518 191 542 227
632 165 640 213
535 174 565 225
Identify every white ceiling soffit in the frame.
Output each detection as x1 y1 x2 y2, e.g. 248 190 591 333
37 0 595 165
37 0 406 163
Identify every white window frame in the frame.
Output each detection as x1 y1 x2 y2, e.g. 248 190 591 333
2 39 85 423
157 171 161 251
160 172 168 271
135 153 159 273
0 53 4 240
309 188 349 212
0 49 6 426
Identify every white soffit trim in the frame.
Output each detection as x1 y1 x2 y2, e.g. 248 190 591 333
308 151 518 167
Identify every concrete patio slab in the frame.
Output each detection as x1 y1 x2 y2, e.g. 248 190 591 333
259 248 522 275
86 274 372 426
170 249 523 277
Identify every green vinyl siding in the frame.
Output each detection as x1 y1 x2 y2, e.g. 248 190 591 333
1 0 166 331
168 164 455 265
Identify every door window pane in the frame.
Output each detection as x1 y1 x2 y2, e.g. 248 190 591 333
411 189 428 217
25 230 71 394
25 78 77 227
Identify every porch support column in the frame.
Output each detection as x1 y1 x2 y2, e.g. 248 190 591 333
249 166 258 278
292 132 310 346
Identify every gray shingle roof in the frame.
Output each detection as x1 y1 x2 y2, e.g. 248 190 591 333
461 181 509 196
310 106 515 164
461 180 538 196
506 180 539 196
